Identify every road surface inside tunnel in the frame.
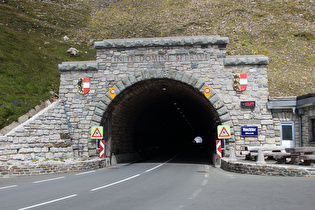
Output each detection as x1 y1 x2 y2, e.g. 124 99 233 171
134 143 213 166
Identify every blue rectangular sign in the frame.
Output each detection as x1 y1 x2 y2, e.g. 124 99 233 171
241 126 258 136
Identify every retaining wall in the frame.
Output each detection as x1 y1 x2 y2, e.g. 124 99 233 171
0 158 110 177
221 158 315 177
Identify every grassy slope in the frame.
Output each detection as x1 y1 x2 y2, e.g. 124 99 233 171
83 0 314 96
0 0 95 129
0 0 314 129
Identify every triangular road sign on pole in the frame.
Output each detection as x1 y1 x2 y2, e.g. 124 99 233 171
217 125 231 139
91 126 103 139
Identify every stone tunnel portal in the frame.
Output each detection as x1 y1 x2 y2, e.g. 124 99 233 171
101 78 220 161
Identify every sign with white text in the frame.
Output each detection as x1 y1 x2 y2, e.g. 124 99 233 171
241 126 258 136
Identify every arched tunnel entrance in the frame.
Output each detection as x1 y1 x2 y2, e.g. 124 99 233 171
101 78 221 163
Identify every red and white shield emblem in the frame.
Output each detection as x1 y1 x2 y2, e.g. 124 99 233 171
233 74 247 92
77 78 90 94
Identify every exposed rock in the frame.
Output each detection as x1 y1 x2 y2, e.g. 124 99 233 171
63 35 69 41
67 47 79 56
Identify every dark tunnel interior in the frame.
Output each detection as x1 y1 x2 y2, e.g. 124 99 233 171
102 79 221 161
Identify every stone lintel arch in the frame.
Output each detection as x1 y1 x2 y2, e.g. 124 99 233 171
89 69 233 155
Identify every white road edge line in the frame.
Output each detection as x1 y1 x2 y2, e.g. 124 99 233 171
0 185 17 190
33 176 65 184
75 170 96 176
17 194 78 210
91 174 141 192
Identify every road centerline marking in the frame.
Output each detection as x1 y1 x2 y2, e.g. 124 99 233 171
201 179 208 186
17 194 77 210
91 174 141 192
145 163 163 173
33 176 65 184
91 157 175 192
75 170 96 176
0 185 17 190
189 188 202 200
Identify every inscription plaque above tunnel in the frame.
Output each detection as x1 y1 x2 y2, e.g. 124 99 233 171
112 54 209 63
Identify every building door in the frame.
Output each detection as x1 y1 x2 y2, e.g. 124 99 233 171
281 121 295 148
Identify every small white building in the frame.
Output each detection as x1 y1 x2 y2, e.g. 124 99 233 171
267 93 315 148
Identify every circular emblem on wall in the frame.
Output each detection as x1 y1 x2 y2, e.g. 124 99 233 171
110 88 116 99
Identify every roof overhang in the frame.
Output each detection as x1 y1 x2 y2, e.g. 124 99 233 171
267 93 315 110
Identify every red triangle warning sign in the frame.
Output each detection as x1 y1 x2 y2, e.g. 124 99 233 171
92 128 103 138
219 127 230 138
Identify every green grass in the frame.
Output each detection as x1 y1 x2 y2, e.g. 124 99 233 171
0 0 314 130
0 0 95 129
83 0 314 97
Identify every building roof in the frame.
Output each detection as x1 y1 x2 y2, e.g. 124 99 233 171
267 93 315 110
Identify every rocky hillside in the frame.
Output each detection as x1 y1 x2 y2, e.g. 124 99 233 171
0 0 314 129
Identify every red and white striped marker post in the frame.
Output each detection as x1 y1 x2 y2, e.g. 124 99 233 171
100 140 105 158
216 140 222 158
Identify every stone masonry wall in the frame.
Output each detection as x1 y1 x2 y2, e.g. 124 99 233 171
0 100 72 162
0 158 110 177
270 105 315 147
222 62 273 153
271 109 300 146
0 36 274 164
221 158 315 177
302 105 315 147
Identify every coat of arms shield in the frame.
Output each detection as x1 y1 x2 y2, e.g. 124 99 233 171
233 74 247 92
77 78 90 94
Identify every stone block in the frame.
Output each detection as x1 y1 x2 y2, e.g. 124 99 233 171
13 154 25 160
217 106 228 116
261 120 274 125
19 148 33 154
18 115 29 124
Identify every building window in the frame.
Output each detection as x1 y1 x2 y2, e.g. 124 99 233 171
311 118 315 142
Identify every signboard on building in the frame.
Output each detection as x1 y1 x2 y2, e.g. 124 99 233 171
241 101 255 108
241 126 258 136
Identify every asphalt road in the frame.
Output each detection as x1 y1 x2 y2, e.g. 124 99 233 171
1 150 315 210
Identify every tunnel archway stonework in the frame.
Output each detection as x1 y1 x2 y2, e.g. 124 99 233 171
90 71 232 158
57 36 273 159
0 36 274 163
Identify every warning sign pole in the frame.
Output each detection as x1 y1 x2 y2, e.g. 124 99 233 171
100 140 105 158
216 140 222 158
